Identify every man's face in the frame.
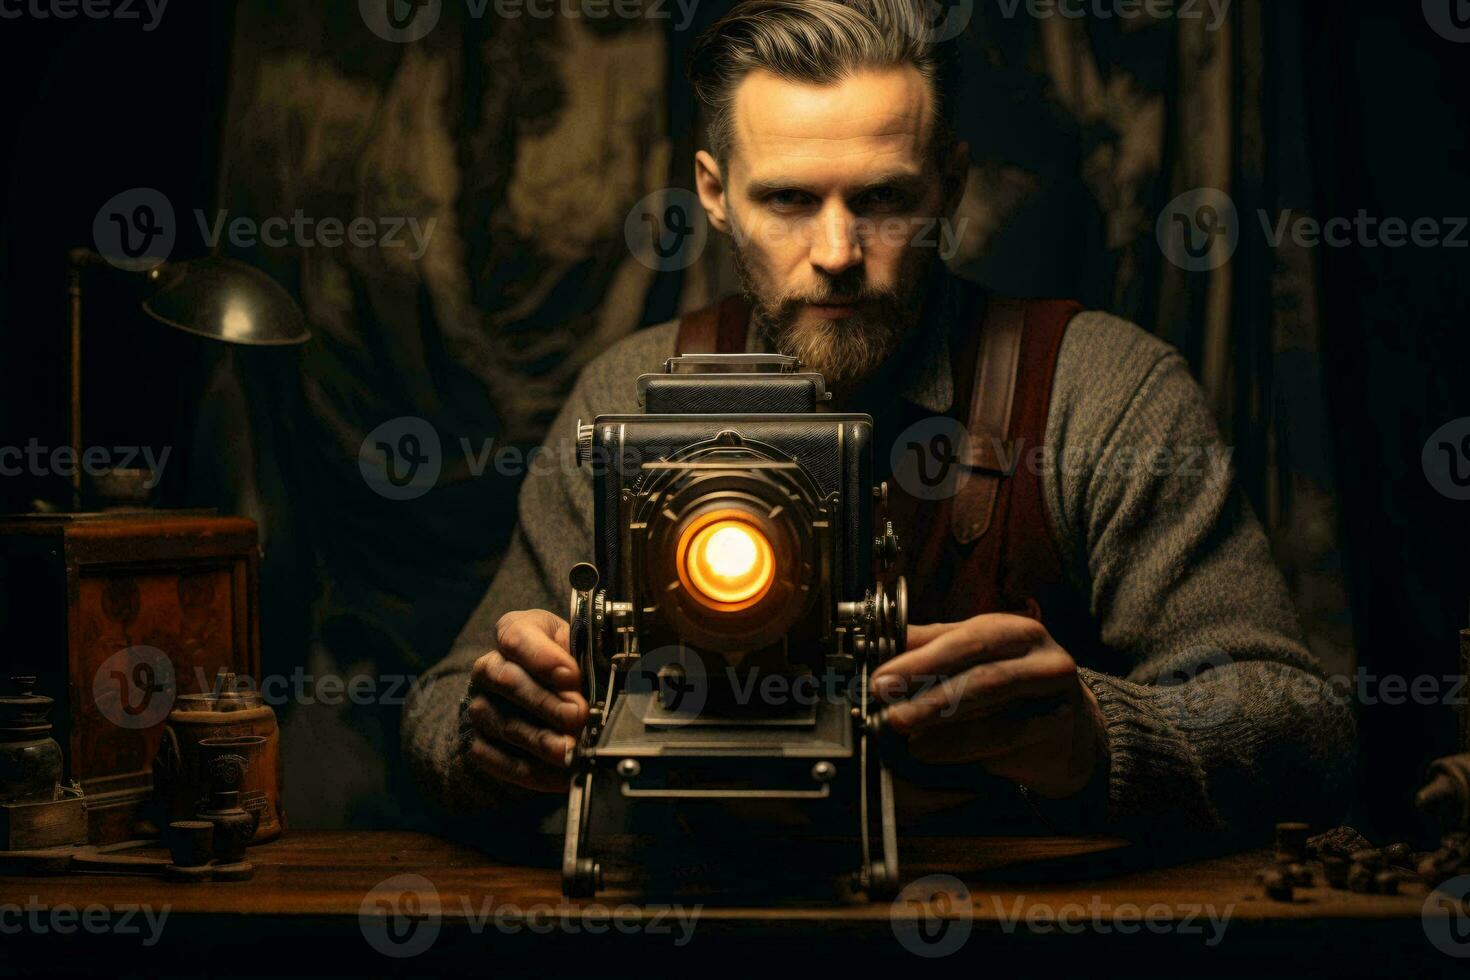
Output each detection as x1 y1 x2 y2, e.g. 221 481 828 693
695 66 959 391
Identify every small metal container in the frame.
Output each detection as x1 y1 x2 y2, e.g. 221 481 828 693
0 676 64 804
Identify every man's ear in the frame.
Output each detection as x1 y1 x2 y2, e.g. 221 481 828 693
941 139 971 217
694 150 732 234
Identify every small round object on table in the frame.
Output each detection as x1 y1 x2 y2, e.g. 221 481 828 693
1322 855 1350 889
1274 822 1310 863
1280 862 1314 888
1347 864 1377 893
1257 868 1294 902
165 820 215 868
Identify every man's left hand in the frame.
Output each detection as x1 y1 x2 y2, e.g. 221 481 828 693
869 613 1109 799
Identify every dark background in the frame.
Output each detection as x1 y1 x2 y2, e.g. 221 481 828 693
1 0 1468 841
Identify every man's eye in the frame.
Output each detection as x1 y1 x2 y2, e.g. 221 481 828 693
767 190 815 209
855 187 911 213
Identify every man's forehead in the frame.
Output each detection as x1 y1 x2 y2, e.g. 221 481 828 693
728 66 934 182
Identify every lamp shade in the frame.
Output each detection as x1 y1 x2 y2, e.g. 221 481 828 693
142 257 310 346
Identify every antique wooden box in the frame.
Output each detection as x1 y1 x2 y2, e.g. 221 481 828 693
0 512 260 843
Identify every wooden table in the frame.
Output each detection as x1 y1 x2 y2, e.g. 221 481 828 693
0 831 1462 976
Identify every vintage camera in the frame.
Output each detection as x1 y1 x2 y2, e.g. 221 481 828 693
561 353 907 898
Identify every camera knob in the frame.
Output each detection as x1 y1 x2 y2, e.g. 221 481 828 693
875 521 899 569
575 420 594 467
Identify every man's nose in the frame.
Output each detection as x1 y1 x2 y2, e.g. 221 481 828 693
807 205 863 277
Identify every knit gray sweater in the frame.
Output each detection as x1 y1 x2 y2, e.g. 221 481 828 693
402 286 1355 848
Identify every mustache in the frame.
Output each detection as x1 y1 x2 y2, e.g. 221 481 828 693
776 279 900 308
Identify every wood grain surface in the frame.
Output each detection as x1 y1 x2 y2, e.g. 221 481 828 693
0 831 1460 976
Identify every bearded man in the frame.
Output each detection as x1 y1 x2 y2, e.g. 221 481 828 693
403 0 1352 850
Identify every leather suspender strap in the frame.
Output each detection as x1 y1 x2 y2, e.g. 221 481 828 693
952 297 1026 544
674 296 752 355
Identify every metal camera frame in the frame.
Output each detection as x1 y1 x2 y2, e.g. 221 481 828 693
560 354 907 899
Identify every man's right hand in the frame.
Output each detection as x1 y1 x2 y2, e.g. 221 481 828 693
463 609 588 793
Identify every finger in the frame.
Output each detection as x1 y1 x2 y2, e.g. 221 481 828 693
882 651 1076 734
495 610 580 691
464 735 570 793
908 702 1071 765
904 621 960 649
467 695 574 768
472 650 588 734
872 614 1048 694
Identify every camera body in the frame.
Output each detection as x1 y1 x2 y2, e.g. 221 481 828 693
561 354 906 899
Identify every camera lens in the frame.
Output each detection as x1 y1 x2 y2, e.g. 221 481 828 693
678 517 775 609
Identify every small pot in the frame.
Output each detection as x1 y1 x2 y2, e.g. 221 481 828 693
196 736 266 864
0 677 64 804
154 675 283 844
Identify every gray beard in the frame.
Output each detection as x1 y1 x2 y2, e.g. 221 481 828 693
731 247 926 390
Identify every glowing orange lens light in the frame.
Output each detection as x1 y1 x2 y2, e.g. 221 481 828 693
682 519 774 607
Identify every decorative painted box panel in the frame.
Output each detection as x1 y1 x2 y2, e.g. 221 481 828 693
0 513 260 842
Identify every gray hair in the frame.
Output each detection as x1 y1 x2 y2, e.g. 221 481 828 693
687 0 957 165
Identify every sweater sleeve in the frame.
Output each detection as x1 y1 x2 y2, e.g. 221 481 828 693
1040 311 1355 847
401 323 677 819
